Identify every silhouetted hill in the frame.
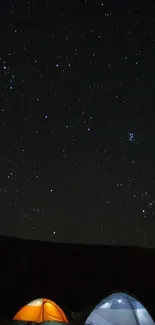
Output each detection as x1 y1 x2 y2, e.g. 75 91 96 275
0 235 154 321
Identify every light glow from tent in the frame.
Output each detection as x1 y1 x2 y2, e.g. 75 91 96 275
100 302 112 309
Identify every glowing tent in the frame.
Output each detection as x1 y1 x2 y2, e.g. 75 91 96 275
13 298 68 324
85 292 154 325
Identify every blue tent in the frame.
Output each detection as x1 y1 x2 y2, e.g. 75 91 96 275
85 292 154 325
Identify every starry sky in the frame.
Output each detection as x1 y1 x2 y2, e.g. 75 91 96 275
1 0 155 247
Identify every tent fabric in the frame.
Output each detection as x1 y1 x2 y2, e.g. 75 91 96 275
13 322 68 325
40 321 69 325
13 298 68 324
12 320 37 325
85 292 154 325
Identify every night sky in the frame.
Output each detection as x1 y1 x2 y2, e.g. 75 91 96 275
1 0 155 247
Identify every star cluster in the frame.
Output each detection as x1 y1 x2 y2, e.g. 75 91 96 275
0 0 155 247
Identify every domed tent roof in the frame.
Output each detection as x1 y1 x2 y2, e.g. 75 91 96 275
13 298 68 324
85 292 154 325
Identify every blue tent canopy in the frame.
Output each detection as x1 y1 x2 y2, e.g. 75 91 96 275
85 292 154 325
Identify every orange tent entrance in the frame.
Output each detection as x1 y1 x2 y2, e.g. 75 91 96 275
13 298 68 324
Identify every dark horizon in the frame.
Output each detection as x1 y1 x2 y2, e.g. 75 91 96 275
0 234 155 321
0 233 154 249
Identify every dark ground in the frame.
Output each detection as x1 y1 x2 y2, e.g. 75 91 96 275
0 236 155 323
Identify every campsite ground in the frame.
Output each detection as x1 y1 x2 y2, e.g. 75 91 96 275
0 235 154 322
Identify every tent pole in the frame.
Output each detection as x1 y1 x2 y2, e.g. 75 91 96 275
126 296 140 325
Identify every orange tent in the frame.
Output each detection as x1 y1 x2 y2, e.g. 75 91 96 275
13 298 68 324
